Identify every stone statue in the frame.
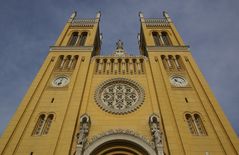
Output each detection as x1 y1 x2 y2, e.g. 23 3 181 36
77 122 89 145
76 114 91 155
149 114 164 155
151 122 163 146
116 40 124 49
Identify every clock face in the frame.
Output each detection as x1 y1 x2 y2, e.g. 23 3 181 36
52 76 70 87
170 76 188 87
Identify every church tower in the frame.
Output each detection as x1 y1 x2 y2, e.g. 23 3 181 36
0 11 238 155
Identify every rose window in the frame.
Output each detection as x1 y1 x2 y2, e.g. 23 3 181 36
95 78 145 114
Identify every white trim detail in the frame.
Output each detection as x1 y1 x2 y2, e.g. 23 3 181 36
83 129 156 155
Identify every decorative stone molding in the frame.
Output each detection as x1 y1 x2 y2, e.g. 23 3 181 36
71 18 97 27
112 40 129 57
85 129 155 149
144 18 170 27
92 55 148 60
76 114 91 155
95 78 145 114
147 46 190 52
145 18 168 23
50 46 94 52
149 114 164 155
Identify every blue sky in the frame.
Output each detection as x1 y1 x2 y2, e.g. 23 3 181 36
0 0 238 136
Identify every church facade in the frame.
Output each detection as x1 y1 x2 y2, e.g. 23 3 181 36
0 11 238 155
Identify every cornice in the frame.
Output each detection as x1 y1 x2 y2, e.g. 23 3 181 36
92 55 148 60
146 46 190 52
49 46 94 52
71 18 97 27
143 18 170 27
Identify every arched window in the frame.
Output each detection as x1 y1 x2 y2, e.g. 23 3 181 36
161 32 171 46
185 114 197 135
32 113 55 136
56 55 64 69
71 55 78 69
42 114 54 135
68 32 79 46
152 32 161 46
63 55 71 69
194 114 207 135
32 114 45 136
167 55 174 68
78 32 88 46
161 55 168 69
175 55 182 69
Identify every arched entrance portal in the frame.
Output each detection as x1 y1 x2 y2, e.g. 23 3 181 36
90 140 148 155
83 132 156 155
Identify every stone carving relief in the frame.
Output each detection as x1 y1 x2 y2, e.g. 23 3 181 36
85 129 155 149
149 114 164 155
95 78 145 114
76 114 91 155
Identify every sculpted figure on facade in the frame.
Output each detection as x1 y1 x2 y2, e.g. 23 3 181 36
76 114 91 155
149 114 164 155
116 40 124 49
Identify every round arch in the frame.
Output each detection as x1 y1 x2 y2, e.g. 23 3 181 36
83 133 156 155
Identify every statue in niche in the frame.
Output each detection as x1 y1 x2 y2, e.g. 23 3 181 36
77 121 89 145
76 114 91 155
149 114 164 155
151 121 163 147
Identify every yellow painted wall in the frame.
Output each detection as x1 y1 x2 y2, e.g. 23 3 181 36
0 12 238 155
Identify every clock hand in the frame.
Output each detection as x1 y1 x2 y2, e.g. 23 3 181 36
58 79 63 85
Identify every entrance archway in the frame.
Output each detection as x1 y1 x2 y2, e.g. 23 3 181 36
90 140 148 155
83 132 156 155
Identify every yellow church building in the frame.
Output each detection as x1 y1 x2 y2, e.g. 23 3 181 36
0 11 238 155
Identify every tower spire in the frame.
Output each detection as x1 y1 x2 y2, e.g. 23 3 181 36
68 11 77 22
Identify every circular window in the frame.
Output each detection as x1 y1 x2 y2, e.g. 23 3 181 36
95 78 145 114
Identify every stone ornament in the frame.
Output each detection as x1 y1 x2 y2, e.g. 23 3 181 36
76 114 91 155
112 40 129 57
85 129 155 149
95 78 145 114
149 114 164 155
